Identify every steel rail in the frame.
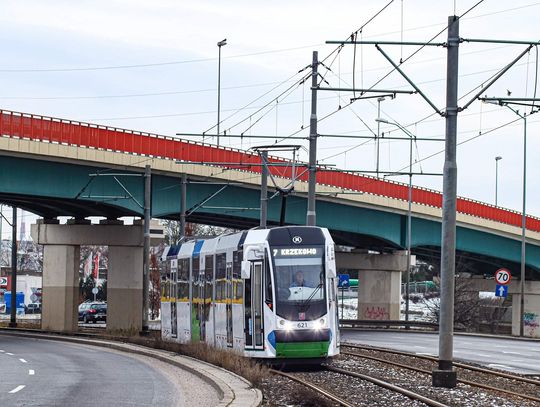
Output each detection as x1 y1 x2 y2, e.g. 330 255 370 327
325 365 448 407
342 343 540 386
269 369 355 407
342 346 540 403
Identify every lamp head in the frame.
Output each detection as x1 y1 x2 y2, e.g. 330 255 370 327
375 117 389 124
217 39 227 47
495 156 502 161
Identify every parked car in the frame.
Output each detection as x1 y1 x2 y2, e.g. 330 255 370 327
78 302 107 323
26 303 41 314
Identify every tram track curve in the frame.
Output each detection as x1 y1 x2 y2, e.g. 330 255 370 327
342 343 540 404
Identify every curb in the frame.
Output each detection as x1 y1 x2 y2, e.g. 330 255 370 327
0 329 262 407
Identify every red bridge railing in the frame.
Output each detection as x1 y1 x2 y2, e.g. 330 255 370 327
1 109 539 232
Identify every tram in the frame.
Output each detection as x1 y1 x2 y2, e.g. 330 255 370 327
160 226 340 361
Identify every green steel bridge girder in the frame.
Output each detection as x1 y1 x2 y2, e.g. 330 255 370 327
1 154 539 273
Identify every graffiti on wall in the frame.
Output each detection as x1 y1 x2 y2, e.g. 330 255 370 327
363 306 390 320
524 312 539 337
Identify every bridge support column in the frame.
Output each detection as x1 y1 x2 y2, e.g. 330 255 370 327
107 246 143 333
31 222 144 333
512 281 540 338
41 245 80 332
337 251 411 320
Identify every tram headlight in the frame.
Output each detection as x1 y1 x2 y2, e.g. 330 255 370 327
314 318 325 330
279 319 293 331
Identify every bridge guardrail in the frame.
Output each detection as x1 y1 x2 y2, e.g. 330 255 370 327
1 108 539 232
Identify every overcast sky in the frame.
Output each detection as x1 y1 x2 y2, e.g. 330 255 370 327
1 0 540 238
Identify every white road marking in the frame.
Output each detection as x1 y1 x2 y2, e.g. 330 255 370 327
502 351 522 355
9 385 25 394
6 352 14 356
0 350 4 352
19 358 27 363
28 369 35 375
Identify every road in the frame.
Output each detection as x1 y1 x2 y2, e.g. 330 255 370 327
0 334 219 406
341 330 540 375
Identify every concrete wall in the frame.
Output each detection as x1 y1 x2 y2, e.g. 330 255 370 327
457 277 540 338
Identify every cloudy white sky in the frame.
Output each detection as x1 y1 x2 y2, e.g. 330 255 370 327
1 0 540 238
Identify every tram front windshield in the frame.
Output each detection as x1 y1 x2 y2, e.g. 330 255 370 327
272 246 327 321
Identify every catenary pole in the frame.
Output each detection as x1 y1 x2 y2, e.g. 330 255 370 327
9 207 17 327
306 51 318 226
433 15 459 388
520 114 527 337
260 151 268 228
142 165 151 333
180 173 187 240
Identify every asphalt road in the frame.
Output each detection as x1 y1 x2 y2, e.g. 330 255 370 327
0 334 218 407
341 330 540 375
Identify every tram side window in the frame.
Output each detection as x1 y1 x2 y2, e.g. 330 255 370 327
205 255 213 304
233 250 243 301
216 253 226 301
192 256 199 303
178 258 190 301
164 261 171 299
265 257 273 306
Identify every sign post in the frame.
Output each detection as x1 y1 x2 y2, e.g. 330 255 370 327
338 274 350 320
494 268 511 298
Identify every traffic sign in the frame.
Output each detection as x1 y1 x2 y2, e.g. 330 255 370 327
0 277 7 288
495 268 511 285
92 287 99 295
495 284 508 298
338 274 350 288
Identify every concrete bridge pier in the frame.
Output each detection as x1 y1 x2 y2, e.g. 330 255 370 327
41 245 80 331
108 246 143 333
336 251 412 320
31 221 144 333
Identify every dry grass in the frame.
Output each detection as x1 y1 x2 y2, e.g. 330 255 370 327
127 336 268 387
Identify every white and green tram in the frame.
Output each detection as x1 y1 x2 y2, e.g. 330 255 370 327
161 226 340 361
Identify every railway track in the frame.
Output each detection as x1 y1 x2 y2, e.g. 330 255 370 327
269 369 356 407
342 343 540 404
270 366 448 407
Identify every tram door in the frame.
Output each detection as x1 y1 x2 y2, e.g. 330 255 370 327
171 260 178 338
244 261 264 350
226 262 233 347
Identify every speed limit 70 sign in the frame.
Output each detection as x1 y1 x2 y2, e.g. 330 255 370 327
495 268 512 285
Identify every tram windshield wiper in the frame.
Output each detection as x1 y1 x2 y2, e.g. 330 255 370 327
297 283 323 311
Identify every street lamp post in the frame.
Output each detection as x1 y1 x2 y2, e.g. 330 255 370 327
376 118 414 323
495 156 502 206
217 39 227 146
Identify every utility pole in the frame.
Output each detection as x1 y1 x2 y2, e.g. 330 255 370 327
9 207 17 328
433 15 459 388
260 151 268 228
142 165 151 333
306 51 318 226
180 173 187 240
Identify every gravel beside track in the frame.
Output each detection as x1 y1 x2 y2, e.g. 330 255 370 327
259 346 540 406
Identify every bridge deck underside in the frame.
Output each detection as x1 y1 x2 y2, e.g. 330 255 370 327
1 154 538 277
